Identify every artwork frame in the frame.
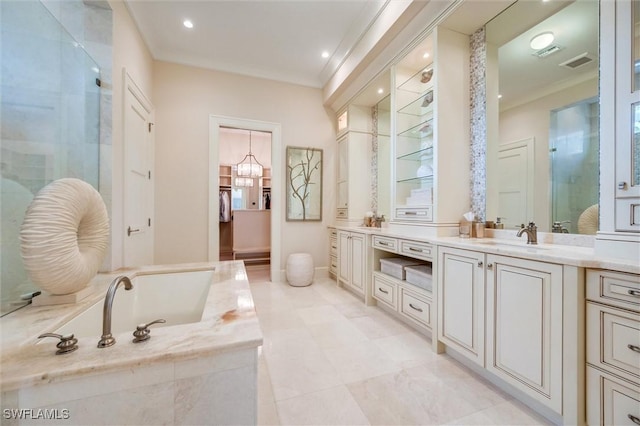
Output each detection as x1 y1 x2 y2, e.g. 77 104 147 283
286 146 323 221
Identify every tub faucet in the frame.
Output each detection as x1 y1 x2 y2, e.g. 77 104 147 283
517 222 538 245
98 275 133 348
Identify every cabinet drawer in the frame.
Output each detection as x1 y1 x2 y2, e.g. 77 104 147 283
330 238 338 255
373 273 397 308
337 208 348 218
587 269 640 312
329 229 337 238
400 289 431 328
372 235 398 252
396 207 433 222
587 302 640 382
587 367 640 426
400 240 433 261
329 255 337 274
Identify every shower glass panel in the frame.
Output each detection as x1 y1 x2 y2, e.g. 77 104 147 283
1 1 101 316
549 99 599 234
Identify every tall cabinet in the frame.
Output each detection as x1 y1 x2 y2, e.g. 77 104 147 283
390 27 470 234
597 0 640 260
336 105 372 225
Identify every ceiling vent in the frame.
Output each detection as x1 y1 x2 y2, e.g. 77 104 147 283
532 45 562 58
559 53 593 69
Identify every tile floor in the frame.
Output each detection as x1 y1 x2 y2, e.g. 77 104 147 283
246 267 551 425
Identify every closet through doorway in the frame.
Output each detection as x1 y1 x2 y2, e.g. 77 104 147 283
218 127 272 266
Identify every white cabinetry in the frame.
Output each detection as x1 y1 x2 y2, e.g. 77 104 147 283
485 255 563 414
336 105 371 224
329 228 337 279
391 27 469 232
438 246 569 417
586 269 640 426
337 230 366 296
437 247 485 366
597 0 640 259
372 236 434 332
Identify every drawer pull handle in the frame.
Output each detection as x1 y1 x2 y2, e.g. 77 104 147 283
404 212 417 215
628 289 640 297
409 303 423 312
409 247 423 253
628 344 640 353
378 287 389 294
629 414 640 425
378 241 389 246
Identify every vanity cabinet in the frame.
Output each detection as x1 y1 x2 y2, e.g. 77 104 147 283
438 246 565 414
371 235 434 332
437 247 485 366
586 269 640 426
336 105 371 224
337 230 366 295
329 228 337 279
391 27 469 230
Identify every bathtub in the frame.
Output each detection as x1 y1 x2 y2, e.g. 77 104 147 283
54 269 215 339
1 261 262 425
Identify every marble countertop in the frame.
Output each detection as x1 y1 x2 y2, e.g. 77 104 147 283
0 261 263 392
330 225 640 275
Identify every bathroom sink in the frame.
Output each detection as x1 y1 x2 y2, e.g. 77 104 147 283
473 240 551 251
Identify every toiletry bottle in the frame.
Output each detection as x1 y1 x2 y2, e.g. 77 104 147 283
495 217 505 229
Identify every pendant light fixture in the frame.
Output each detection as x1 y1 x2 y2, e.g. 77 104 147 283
236 130 263 178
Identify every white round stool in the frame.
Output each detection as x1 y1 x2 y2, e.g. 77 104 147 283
286 253 314 287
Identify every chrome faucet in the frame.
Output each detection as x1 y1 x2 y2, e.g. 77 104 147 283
517 222 538 245
98 275 133 348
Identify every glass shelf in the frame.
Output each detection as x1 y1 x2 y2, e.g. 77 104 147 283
398 119 434 139
396 174 434 184
397 64 434 94
397 91 434 116
396 146 434 161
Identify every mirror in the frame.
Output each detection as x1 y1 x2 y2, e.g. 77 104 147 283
485 0 599 234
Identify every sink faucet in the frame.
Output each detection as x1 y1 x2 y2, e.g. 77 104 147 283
517 222 538 245
98 276 133 348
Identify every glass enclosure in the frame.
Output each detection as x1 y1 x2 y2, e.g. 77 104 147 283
550 99 599 234
1 1 101 316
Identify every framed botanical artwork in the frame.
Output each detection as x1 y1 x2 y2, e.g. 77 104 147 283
286 146 322 221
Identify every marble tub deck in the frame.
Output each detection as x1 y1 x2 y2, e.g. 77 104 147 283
0 261 263 392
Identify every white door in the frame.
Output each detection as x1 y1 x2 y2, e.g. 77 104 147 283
497 139 534 228
124 73 154 267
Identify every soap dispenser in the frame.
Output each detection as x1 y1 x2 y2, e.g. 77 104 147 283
495 217 505 229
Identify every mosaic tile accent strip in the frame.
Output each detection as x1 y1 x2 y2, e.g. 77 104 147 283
371 104 378 213
470 27 487 221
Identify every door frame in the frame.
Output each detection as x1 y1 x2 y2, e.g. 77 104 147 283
123 69 154 268
497 137 535 227
208 115 281 282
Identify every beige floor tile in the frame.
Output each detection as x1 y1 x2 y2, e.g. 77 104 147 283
347 367 480 425
371 332 437 368
262 327 321 361
307 317 369 349
296 304 345 326
445 399 553 425
257 310 307 336
323 339 403 384
350 309 413 339
276 385 370 426
266 351 342 401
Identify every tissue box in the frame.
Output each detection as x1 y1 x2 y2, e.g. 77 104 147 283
459 221 484 238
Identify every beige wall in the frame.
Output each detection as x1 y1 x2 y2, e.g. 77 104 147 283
153 61 336 268
108 0 155 270
495 77 598 230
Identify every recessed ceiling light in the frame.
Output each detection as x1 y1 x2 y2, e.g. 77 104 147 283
530 32 554 50
377 88 384 94
321 51 330 58
498 94 503 99
183 19 194 29
423 52 430 59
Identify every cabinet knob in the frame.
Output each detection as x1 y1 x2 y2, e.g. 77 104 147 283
487 263 494 269
618 181 628 190
477 261 483 267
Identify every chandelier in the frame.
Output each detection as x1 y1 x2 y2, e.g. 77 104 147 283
236 131 263 178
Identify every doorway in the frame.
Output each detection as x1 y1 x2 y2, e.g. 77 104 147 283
208 116 282 282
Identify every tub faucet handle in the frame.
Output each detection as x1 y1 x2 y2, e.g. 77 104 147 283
132 319 166 343
38 332 79 355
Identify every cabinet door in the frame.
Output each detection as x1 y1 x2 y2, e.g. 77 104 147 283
350 233 365 291
337 231 350 284
486 255 563 413
337 136 348 212
438 247 485 366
